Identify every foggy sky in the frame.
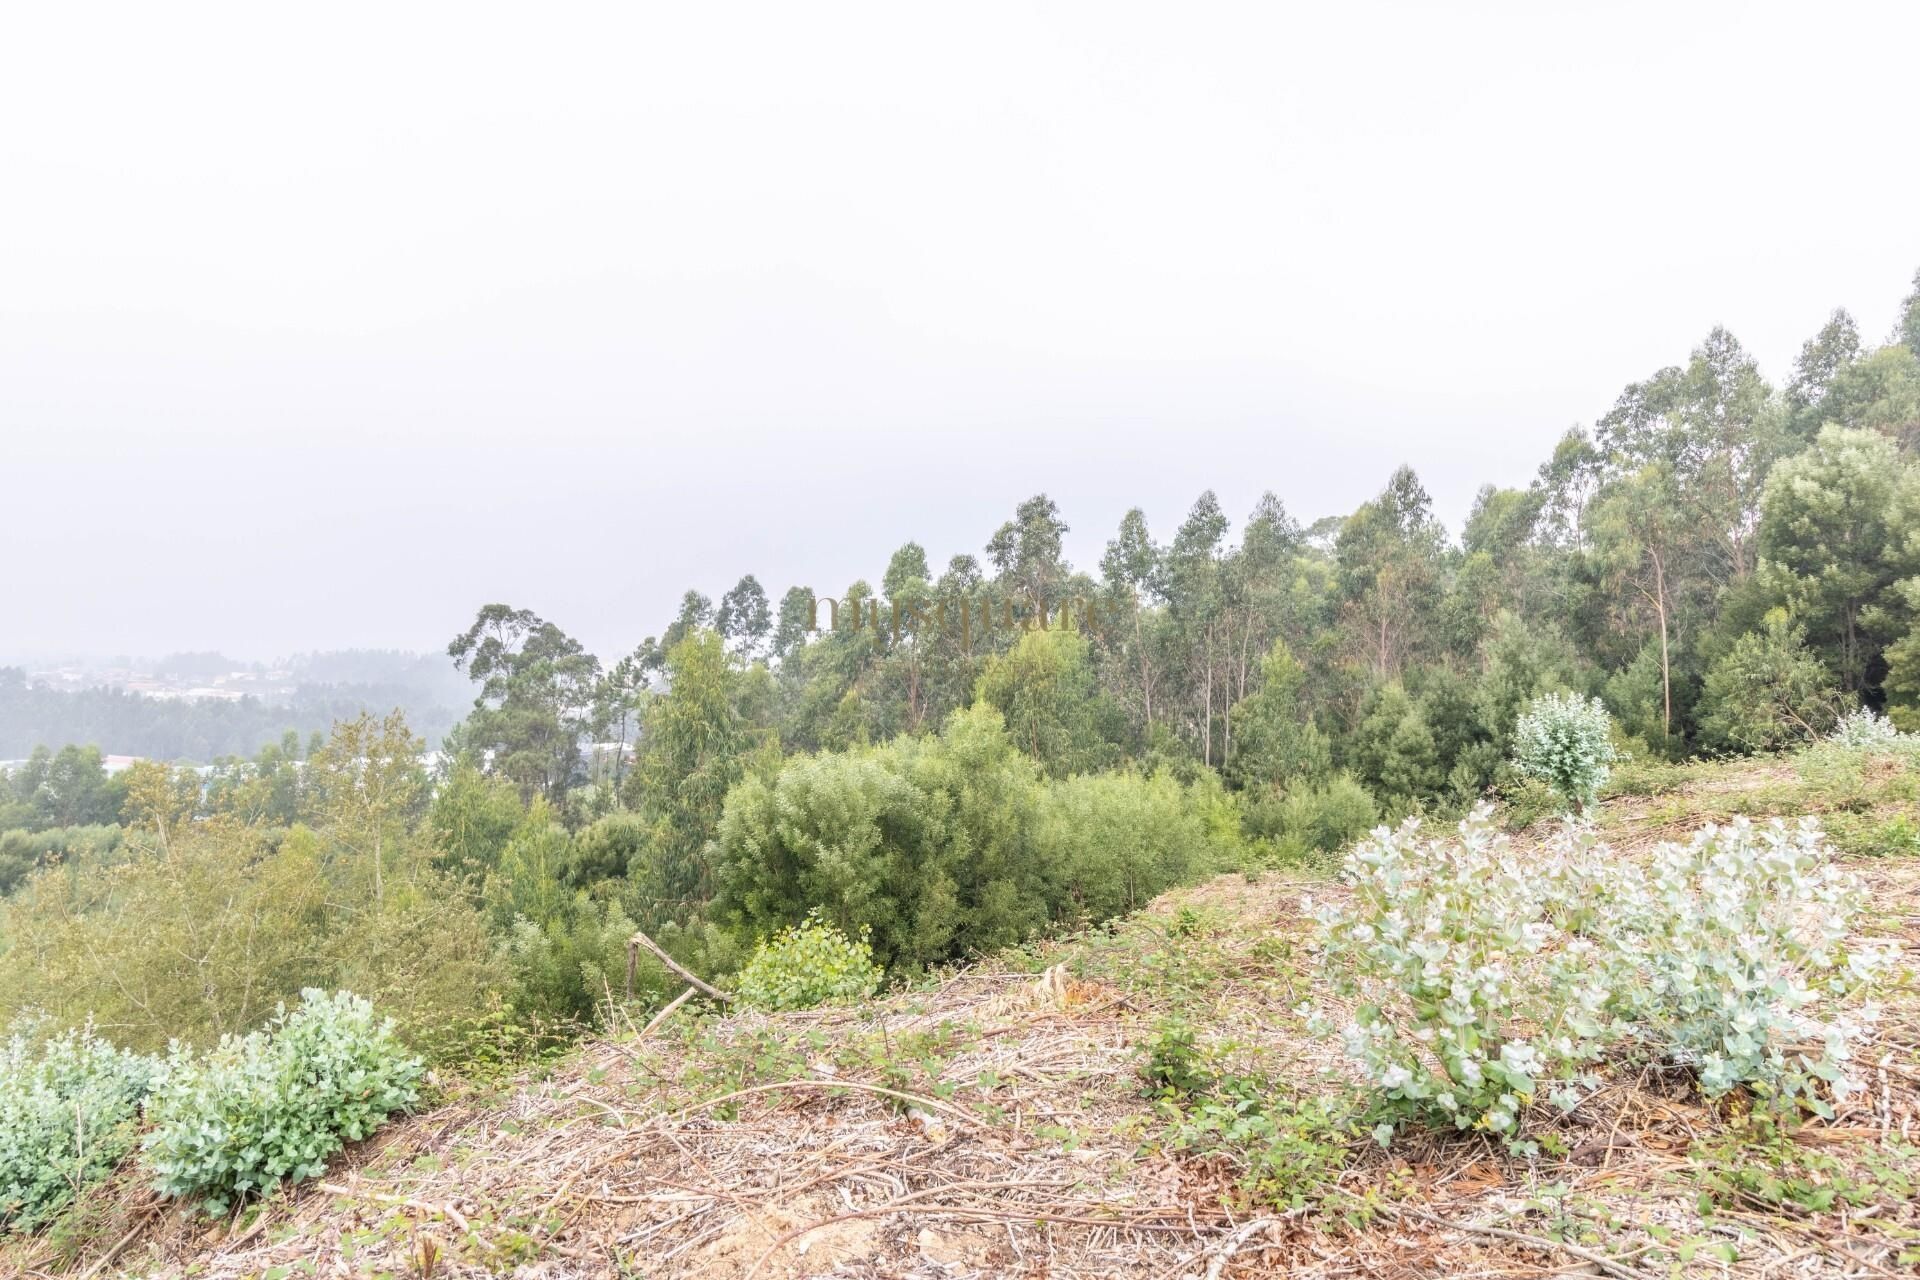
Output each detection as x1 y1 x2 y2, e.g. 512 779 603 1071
4 1 1917 663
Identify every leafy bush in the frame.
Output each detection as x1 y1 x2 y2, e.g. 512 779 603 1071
1138 1014 1207 1098
1166 1088 1359 1211
1511 691 1620 811
718 706 1238 973
1594 818 1892 1111
0 1020 156 1231
1032 770 1211 920
142 990 422 1213
1699 617 1843 753
1307 807 1609 1149
1268 775 1379 864
735 912 882 1011
1828 707 1909 751
1308 809 1894 1148
0 824 124 896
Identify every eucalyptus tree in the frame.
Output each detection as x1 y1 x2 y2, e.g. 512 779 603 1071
1785 309 1863 439
1097 507 1163 737
1333 466 1449 683
447 604 602 801
1162 491 1230 764
986 494 1072 607
717 575 773 658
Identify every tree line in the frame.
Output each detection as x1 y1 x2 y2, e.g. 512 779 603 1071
1 267 1916 1065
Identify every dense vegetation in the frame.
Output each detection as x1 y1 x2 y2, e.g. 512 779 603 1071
1 269 1918 1234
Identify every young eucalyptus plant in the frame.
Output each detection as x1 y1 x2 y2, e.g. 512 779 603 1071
1511 692 1621 813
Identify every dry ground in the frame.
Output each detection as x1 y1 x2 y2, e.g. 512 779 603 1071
8 751 1920 1280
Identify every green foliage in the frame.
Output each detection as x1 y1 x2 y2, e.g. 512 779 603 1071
1031 770 1212 920
1309 809 1610 1150
1692 1120 1907 1216
484 806 644 1022
1166 1088 1359 1212
1593 818 1892 1110
447 604 602 799
0 824 122 896
1829 708 1910 751
0 822 335 1052
1346 683 1443 814
1223 641 1330 791
1243 774 1378 865
1280 774 1380 859
141 991 423 1215
1310 806 1895 1150
717 706 1226 974
1511 691 1621 811
426 757 526 876
0 1020 156 1232
1700 617 1843 753
735 912 883 1011
1759 426 1916 698
1139 1014 1207 1098
974 628 1116 777
0 721 516 1066
623 630 776 910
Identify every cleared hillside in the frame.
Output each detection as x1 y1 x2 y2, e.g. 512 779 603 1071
8 748 1920 1280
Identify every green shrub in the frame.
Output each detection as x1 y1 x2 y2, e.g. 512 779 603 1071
141 990 422 1214
1511 691 1620 812
1032 770 1211 919
0 824 124 896
1138 1014 1207 1097
1167 1088 1359 1211
0 1019 156 1232
715 706 1040 971
1278 775 1380 861
1699 617 1843 754
736 913 883 1011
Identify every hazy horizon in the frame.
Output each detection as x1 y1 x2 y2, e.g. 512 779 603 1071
6 1 1917 662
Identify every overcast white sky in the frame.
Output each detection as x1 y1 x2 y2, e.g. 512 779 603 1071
3 1 1916 662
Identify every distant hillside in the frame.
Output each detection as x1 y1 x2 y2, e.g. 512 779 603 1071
0 651 469 761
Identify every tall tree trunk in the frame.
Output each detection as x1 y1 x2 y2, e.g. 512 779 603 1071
1650 548 1672 739
1201 622 1215 766
1132 607 1154 731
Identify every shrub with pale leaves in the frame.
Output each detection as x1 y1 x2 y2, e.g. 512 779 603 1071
1511 692 1620 812
1827 708 1907 751
1307 809 1894 1148
142 990 422 1214
1306 806 1611 1150
1592 817 1892 1112
0 1019 156 1232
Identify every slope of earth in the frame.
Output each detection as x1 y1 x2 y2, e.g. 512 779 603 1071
8 746 1920 1279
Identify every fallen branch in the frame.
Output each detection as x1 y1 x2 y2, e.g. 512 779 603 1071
744 1198 1218 1280
640 1077 985 1133
640 985 699 1038
318 1181 471 1234
1389 1206 1647 1280
627 929 733 1003
1202 1216 1276 1280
